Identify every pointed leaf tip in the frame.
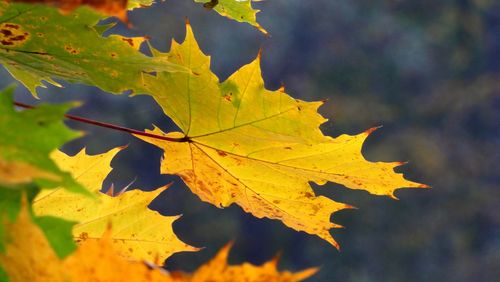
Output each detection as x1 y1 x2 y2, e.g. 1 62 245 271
364 125 383 135
257 47 263 60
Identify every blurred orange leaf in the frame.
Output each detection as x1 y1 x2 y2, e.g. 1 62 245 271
1 201 315 282
171 243 317 282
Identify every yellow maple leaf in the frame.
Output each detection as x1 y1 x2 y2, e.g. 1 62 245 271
171 243 317 282
0 201 175 282
33 147 197 263
136 24 428 248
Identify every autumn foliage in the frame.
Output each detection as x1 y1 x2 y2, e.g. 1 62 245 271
0 1 426 281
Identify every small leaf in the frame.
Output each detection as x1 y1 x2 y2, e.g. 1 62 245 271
194 0 267 34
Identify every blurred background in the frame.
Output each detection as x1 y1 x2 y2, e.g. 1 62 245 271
2 0 499 281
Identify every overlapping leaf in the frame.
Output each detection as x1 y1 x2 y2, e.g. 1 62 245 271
33 147 197 262
0 86 85 259
0 2 186 97
194 0 267 34
0 86 84 194
0 202 175 282
135 24 427 248
1 203 315 282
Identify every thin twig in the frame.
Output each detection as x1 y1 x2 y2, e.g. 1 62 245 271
13 101 188 143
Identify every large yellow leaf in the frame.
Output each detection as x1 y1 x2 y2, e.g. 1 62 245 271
33 147 197 263
171 243 317 281
136 24 428 248
0 202 175 282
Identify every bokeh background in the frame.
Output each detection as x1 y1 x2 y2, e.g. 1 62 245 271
2 0 499 281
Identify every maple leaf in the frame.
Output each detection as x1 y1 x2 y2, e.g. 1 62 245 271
0 86 85 195
194 0 267 34
33 147 198 263
0 200 175 282
0 2 186 97
135 24 428 248
171 243 317 282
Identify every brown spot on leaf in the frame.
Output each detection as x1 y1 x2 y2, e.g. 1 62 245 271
64 45 80 54
79 232 89 240
4 23 19 29
217 150 227 157
0 29 12 36
110 52 117 58
304 192 313 198
121 37 134 46
224 92 233 102
0 23 29 47
284 146 292 150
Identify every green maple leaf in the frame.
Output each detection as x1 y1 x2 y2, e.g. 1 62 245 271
0 2 187 97
195 0 267 34
0 86 85 194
